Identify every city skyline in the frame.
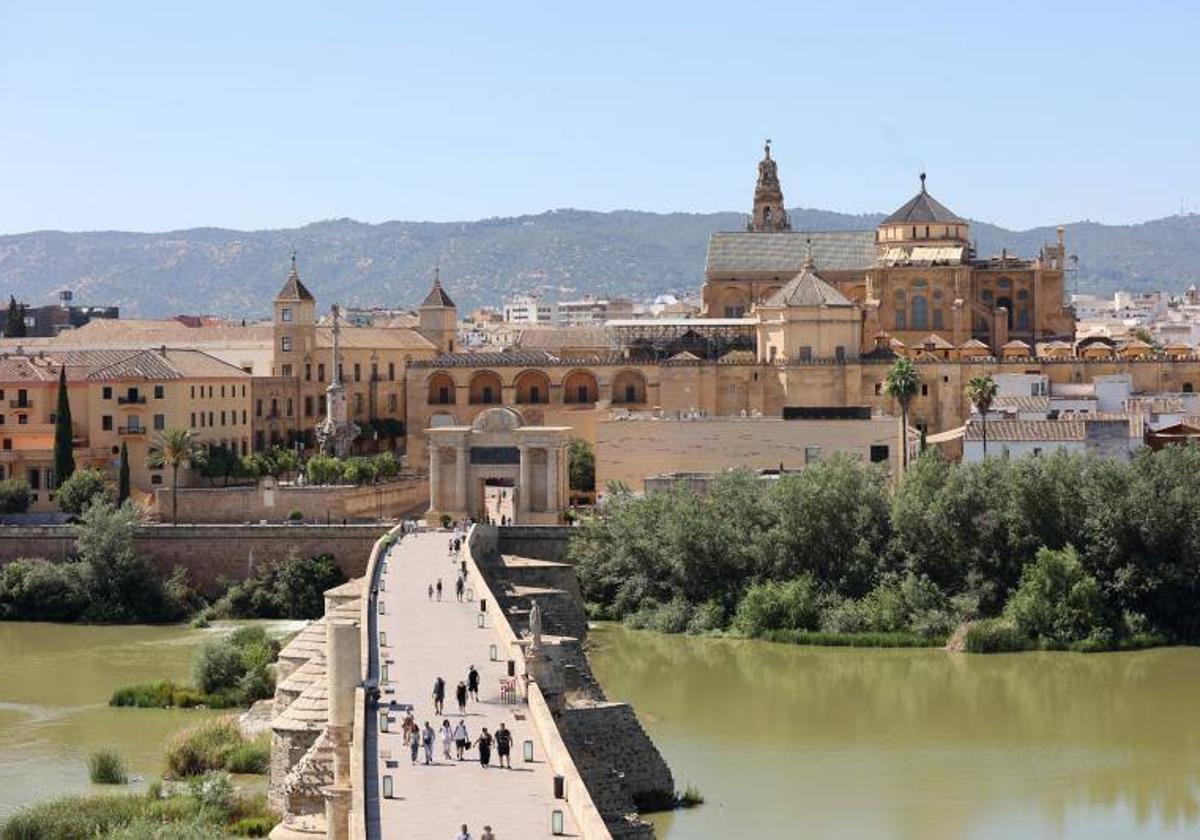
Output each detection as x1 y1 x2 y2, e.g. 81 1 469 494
3 1 1199 235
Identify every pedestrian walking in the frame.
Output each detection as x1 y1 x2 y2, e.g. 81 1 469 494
422 721 435 765
494 723 512 769
453 719 470 760
402 711 415 746
476 727 493 767
409 724 420 764
428 583 434 600
456 680 468 714
441 719 453 760
436 578 443 601
467 665 480 701
455 824 472 840
481 827 496 840
455 576 464 602
433 676 446 715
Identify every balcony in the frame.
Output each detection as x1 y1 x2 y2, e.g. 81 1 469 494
118 426 146 436
117 395 146 405
8 400 31 410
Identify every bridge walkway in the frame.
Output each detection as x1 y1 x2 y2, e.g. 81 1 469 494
372 530 576 838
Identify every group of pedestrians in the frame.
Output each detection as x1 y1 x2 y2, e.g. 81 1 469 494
456 825 496 840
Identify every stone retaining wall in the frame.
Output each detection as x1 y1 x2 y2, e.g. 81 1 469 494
0 524 386 593
156 477 428 524
497 525 574 563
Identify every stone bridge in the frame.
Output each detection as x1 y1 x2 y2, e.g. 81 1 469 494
267 523 672 839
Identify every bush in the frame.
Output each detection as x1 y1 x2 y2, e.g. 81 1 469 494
286 509 303 522
0 558 92 621
206 551 345 620
190 627 278 705
1003 546 1107 648
166 719 266 778
228 816 277 837
685 600 726 635
626 597 692 634
54 469 113 515
964 618 1030 653
733 576 820 636
109 680 239 710
186 771 235 813
87 748 128 784
759 629 945 648
0 478 31 514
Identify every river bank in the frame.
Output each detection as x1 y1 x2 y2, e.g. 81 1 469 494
0 619 302 818
589 623 1200 840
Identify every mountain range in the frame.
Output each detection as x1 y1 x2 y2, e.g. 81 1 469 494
2 208 1200 319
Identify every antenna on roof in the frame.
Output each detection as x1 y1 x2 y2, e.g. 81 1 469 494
919 172 927 193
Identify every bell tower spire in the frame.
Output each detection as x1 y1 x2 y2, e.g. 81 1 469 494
748 139 791 232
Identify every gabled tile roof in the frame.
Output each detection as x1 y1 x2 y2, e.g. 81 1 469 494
706 230 876 274
86 349 249 381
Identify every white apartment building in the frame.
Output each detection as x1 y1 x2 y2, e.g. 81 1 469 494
503 294 556 325
556 296 635 327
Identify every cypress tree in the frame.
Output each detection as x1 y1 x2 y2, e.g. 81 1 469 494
118 442 131 505
5 296 26 338
53 365 75 483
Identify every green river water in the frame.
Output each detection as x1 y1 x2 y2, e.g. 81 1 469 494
2 621 1198 838
589 625 1200 840
0 620 302 819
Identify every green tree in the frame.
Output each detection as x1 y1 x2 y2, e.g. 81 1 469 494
54 468 112 515
965 374 999 457
74 501 169 621
0 478 32 514
53 365 75 483
883 357 920 473
568 438 596 493
199 445 243 487
5 295 26 338
1004 545 1107 647
118 442 131 504
148 428 205 525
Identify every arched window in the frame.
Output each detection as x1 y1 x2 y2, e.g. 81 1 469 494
1184 382 1194 393
514 370 551 404
911 295 929 330
427 372 456 405
562 370 599 405
468 370 503 405
611 370 648 405
998 277 1012 290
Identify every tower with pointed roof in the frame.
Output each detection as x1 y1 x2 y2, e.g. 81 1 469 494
272 253 317 377
747 140 792 233
417 268 458 355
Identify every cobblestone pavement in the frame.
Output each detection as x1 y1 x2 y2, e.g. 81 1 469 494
373 530 576 839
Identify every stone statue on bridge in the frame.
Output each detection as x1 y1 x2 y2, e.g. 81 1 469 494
529 599 543 651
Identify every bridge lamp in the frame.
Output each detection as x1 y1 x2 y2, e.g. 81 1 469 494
477 614 486 629
382 775 394 798
379 631 387 647
523 740 534 762
551 810 564 835
378 712 389 733
378 601 386 615
489 644 498 661
381 663 389 682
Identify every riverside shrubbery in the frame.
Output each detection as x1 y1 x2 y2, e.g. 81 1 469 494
573 446 1200 650
0 773 277 838
111 626 280 710
165 719 270 777
0 502 203 623
201 550 345 621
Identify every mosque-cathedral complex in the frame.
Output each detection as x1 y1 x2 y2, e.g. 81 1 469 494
4 144 1199 515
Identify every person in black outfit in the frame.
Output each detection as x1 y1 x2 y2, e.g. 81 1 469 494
494 722 512 769
476 727 493 767
467 665 480 701
432 676 446 715
456 680 468 714
455 576 464 602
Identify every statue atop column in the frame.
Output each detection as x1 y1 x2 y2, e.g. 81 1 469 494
315 303 360 458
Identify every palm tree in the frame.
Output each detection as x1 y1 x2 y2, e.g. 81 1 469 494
147 428 204 525
965 374 999 458
884 357 920 473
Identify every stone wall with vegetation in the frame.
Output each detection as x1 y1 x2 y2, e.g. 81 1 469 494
155 477 427 525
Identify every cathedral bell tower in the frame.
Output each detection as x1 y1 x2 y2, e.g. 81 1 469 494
748 139 791 232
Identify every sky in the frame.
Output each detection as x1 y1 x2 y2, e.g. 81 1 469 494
2 1 1198 234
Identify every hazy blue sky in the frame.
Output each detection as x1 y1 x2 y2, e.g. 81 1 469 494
2 1 1197 233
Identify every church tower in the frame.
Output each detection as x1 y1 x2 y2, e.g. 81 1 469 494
747 140 791 232
272 253 317 377
417 269 458 355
